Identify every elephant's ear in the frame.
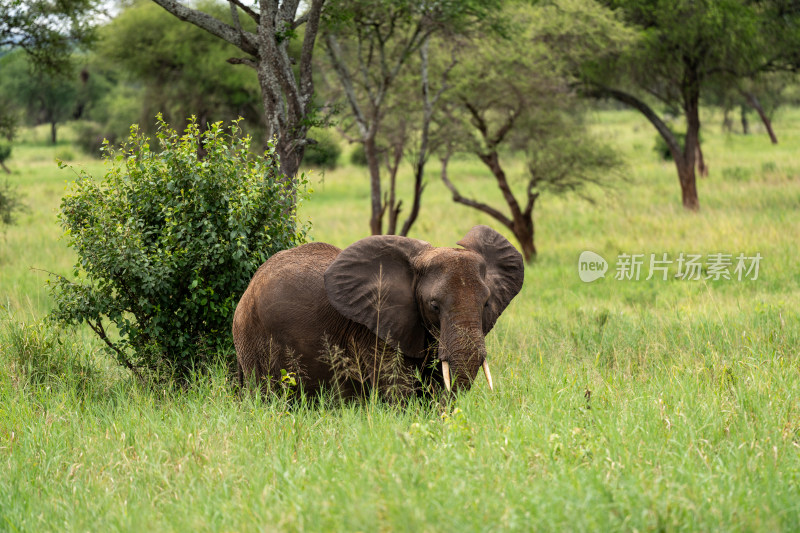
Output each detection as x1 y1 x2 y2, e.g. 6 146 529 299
324 235 432 359
458 225 524 334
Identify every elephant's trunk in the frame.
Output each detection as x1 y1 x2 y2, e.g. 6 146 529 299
438 314 487 391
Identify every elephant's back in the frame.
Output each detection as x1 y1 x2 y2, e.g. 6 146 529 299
234 242 342 339
240 241 340 305
253 241 341 279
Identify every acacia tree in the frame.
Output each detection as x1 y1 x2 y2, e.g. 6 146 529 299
439 5 620 263
377 38 457 236
319 0 495 235
0 51 80 144
150 0 325 184
555 0 800 211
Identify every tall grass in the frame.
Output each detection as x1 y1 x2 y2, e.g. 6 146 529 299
1 111 799 531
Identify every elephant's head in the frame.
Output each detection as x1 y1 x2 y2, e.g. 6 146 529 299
324 225 524 392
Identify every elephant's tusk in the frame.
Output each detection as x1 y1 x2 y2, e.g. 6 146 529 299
482 360 494 391
442 361 451 392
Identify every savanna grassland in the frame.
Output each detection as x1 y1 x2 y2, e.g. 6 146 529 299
1 108 800 531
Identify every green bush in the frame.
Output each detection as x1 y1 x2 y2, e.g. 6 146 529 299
49 115 307 382
349 143 367 166
0 179 26 226
303 129 341 169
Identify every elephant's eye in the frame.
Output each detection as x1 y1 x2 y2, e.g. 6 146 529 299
430 300 440 313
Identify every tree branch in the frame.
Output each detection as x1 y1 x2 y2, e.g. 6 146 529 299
299 0 324 106
227 57 257 68
440 153 513 228
228 0 259 23
325 33 369 136
587 84 683 162
151 0 258 56
86 318 144 382
293 12 309 29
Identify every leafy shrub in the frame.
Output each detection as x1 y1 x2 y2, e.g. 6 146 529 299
0 179 26 226
303 129 341 169
349 143 367 166
49 115 307 382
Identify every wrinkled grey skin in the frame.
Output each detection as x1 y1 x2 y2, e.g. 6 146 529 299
232 225 524 397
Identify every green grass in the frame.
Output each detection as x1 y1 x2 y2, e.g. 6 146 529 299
2 111 800 531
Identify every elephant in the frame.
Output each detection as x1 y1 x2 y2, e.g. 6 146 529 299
232 225 524 398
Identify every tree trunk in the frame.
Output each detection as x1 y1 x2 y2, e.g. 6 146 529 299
678 162 700 211
276 135 305 186
591 86 695 209
740 104 749 135
695 142 708 178
680 60 701 211
512 214 536 263
0 161 10 174
50 121 57 144
722 107 733 133
149 0 326 200
364 136 384 235
385 144 403 235
743 92 778 144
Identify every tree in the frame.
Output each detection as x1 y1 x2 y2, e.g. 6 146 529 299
709 72 792 144
377 38 457 236
319 0 494 235
559 0 800 210
438 4 620 263
0 50 80 144
0 179 27 229
150 0 325 185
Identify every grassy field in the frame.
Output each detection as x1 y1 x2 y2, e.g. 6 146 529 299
1 108 800 531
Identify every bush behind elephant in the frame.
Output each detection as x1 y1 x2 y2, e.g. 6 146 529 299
232 225 524 398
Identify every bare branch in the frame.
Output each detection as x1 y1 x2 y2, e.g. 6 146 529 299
523 179 540 217
228 0 259 23
587 85 683 163
440 153 513 228
86 318 144 382
227 56 257 68
325 33 369 136
151 0 258 55
293 12 309 29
